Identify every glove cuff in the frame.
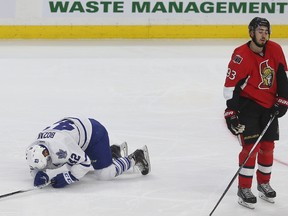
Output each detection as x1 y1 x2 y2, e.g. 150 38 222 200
277 97 288 107
224 109 237 118
63 172 78 184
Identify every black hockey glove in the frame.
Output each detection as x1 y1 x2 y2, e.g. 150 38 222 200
224 109 245 135
271 97 288 118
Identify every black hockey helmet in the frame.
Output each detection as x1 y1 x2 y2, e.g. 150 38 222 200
248 17 271 34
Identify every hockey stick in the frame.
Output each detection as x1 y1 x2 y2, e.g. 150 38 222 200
0 182 50 200
209 115 275 216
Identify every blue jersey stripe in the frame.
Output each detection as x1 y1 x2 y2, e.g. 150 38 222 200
68 117 88 149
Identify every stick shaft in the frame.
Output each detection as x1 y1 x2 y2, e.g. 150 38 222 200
209 115 275 216
0 182 51 200
0 189 33 199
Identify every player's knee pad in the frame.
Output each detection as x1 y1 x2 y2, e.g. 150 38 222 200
259 141 274 156
94 164 116 181
240 143 259 159
260 141 274 150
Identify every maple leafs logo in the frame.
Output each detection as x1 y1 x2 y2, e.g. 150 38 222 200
56 149 67 159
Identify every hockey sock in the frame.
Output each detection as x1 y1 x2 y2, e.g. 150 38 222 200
257 141 275 184
113 157 132 176
238 143 260 188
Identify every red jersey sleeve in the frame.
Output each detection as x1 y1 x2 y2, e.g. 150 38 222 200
225 45 251 89
223 44 251 110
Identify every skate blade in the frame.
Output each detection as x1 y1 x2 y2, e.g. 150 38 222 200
259 192 275 203
142 145 151 175
238 197 256 209
120 142 128 157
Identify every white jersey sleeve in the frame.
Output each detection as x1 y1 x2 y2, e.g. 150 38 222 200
32 117 94 180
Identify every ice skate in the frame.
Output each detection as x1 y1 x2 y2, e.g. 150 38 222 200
110 142 128 159
237 187 257 209
257 183 276 203
129 145 151 175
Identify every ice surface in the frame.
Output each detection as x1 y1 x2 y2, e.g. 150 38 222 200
0 39 288 216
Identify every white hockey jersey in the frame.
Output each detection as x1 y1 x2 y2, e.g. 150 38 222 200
27 117 95 180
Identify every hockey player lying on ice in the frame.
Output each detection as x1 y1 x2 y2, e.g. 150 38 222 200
26 116 151 188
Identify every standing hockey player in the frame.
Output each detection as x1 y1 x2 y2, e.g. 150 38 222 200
223 17 288 209
26 117 151 188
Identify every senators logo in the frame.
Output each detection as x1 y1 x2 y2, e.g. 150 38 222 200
258 60 274 89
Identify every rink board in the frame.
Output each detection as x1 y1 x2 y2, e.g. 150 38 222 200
0 25 288 39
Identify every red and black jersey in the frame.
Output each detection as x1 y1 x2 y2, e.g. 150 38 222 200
224 40 288 109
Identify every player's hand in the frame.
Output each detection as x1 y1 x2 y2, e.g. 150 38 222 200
224 109 245 135
271 97 288 118
51 171 78 188
34 171 49 187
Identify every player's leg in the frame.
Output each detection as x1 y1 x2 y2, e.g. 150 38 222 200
237 101 262 208
87 119 150 179
256 110 279 202
237 142 259 208
110 142 128 159
257 141 274 185
87 119 132 179
111 143 151 176
128 145 151 175
86 119 113 169
256 141 276 203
